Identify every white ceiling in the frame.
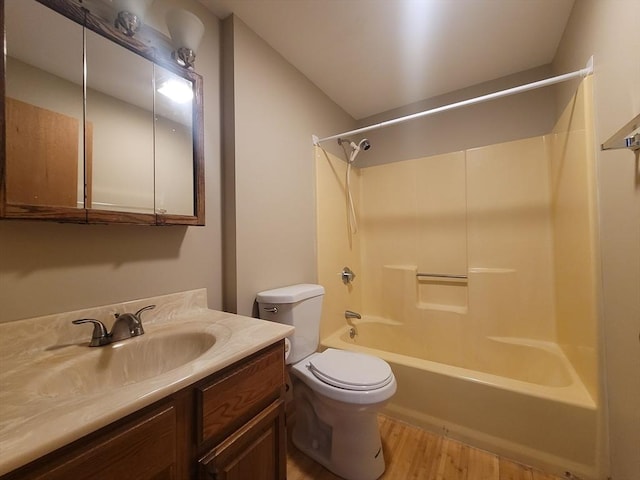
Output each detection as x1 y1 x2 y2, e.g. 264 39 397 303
199 0 575 120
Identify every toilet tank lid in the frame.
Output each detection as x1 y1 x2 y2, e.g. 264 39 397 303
256 284 324 304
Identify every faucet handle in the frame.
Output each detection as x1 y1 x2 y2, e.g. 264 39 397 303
341 267 356 285
134 304 156 319
72 318 110 347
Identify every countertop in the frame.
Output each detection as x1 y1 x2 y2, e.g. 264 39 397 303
0 289 293 476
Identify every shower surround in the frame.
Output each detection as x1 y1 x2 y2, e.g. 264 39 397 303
315 79 601 479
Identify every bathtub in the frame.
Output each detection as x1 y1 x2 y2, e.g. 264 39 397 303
322 317 598 479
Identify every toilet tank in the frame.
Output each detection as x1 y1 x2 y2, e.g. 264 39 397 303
256 284 324 364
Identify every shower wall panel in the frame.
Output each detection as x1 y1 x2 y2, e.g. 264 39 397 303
466 136 556 341
547 77 599 400
359 152 467 315
315 147 363 339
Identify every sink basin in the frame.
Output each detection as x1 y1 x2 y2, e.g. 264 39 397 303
35 329 217 399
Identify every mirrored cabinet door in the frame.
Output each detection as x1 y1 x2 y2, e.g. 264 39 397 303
154 66 195 217
85 29 155 216
4 0 85 212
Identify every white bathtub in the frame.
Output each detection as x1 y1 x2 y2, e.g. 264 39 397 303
322 317 598 479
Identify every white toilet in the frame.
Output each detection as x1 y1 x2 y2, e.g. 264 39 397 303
257 284 396 480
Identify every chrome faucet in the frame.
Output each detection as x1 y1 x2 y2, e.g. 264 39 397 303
72 304 155 347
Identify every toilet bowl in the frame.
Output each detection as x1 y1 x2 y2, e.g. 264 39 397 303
257 284 396 480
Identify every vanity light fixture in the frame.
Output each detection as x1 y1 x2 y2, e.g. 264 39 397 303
114 0 155 36
166 8 204 69
157 77 193 104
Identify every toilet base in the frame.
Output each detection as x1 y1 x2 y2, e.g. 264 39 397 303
292 381 386 480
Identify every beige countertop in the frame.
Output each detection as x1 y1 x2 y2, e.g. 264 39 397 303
0 289 293 476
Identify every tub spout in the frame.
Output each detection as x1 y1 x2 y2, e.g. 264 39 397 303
344 310 360 338
345 310 361 320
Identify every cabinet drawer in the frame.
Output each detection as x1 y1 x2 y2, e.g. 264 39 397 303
197 342 284 446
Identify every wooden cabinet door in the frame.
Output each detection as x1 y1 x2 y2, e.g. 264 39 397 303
5 97 80 208
198 400 286 480
4 404 177 480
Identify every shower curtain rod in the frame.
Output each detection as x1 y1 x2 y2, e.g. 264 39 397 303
312 56 594 146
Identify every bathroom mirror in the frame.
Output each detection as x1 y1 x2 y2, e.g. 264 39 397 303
154 66 196 217
3 0 85 220
0 0 205 225
85 29 155 215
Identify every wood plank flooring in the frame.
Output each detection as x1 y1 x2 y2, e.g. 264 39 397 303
287 414 565 480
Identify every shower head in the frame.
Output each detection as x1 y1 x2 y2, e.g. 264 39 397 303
338 137 371 164
337 137 372 153
359 139 371 151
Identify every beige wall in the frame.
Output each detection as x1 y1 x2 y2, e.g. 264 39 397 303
357 65 557 168
0 0 223 322
553 2 640 479
221 16 355 316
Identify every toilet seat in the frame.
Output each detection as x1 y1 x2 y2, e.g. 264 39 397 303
308 349 393 391
291 351 397 405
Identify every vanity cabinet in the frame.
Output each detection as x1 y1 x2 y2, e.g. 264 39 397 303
2 403 179 480
198 400 285 480
196 343 286 480
1 342 286 480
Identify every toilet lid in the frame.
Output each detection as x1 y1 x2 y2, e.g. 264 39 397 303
308 349 393 391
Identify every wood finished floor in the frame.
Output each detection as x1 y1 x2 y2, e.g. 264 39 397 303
287 414 565 480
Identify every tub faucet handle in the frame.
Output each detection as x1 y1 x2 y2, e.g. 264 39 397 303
341 267 356 285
